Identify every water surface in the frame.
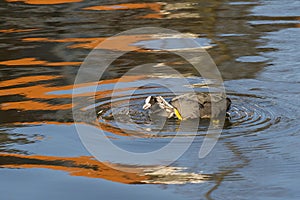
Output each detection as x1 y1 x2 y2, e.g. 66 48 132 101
0 0 300 199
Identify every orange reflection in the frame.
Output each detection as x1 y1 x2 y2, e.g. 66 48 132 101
23 35 152 51
0 153 148 184
0 74 149 140
98 122 131 137
1 100 72 111
12 121 74 126
22 37 104 49
0 75 61 87
0 58 81 66
0 28 39 33
6 0 82 5
0 153 210 184
84 3 162 13
297 17 300 28
23 37 103 43
140 13 163 19
0 74 146 112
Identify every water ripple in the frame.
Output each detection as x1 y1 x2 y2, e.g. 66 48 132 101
91 91 280 139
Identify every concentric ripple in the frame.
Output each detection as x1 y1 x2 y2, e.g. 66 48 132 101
91 92 280 139
95 94 178 138
222 93 280 137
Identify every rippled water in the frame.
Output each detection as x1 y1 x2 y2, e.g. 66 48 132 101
1 0 300 199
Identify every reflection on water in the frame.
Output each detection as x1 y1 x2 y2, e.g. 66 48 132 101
0 129 38 154
0 153 148 184
1 0 300 199
6 0 83 4
0 57 81 66
0 153 214 184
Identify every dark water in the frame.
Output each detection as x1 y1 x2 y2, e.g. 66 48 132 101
1 0 300 199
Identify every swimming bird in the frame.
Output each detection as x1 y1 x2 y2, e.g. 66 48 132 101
143 93 231 121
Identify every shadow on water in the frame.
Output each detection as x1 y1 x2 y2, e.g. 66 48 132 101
0 0 300 199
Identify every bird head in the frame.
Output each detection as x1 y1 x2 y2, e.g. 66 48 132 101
142 96 182 119
142 96 157 110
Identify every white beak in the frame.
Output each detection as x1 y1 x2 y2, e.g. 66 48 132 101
143 96 152 110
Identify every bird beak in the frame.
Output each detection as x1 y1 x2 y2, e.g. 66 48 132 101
143 96 152 110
